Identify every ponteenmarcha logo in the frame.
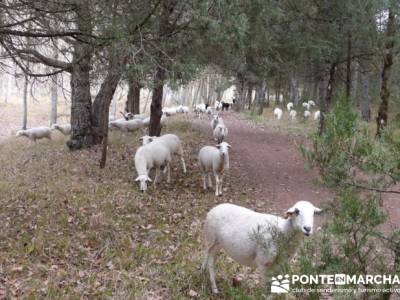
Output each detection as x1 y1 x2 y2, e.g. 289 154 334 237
271 274 290 293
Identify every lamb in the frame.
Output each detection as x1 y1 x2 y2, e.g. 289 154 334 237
273 108 283 120
303 110 311 119
210 115 224 130
286 102 293 112
109 119 143 132
134 141 172 192
139 134 186 173
289 109 297 121
213 123 228 143
198 142 231 196
314 110 320 120
16 126 52 142
202 201 322 294
302 102 310 110
51 123 71 135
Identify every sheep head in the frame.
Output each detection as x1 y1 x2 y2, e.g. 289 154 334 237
135 175 152 192
216 142 231 157
139 135 155 145
285 201 322 236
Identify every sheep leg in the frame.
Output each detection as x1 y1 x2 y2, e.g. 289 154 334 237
154 168 161 184
214 174 220 197
208 174 212 189
180 156 187 173
201 242 220 294
166 163 171 183
202 173 207 190
218 174 223 196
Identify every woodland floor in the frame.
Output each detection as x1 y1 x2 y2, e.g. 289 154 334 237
0 108 398 299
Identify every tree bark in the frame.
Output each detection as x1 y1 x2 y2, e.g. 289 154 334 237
126 76 141 114
360 64 371 122
50 76 58 126
251 81 266 115
149 66 165 136
246 83 254 110
319 61 337 135
376 8 396 137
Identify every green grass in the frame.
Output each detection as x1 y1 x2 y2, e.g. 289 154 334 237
0 118 266 299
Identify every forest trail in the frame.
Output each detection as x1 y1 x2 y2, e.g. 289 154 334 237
192 111 332 213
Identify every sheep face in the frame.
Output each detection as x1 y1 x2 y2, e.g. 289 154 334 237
135 175 152 192
216 142 231 157
16 130 26 137
285 201 322 236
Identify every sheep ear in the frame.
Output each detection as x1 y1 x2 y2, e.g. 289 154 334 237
314 207 322 214
285 207 299 218
135 177 140 182
216 144 221 148
139 137 143 142
146 176 152 182
227 143 232 149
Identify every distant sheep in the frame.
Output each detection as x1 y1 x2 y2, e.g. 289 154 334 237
303 110 311 119
134 141 172 192
51 124 71 135
287 102 293 112
163 107 177 117
308 100 316 107
202 201 322 294
289 110 297 121
211 115 224 130
109 119 143 132
140 134 186 173
302 102 310 111
16 126 52 142
314 110 320 121
273 108 283 120
213 123 228 143
198 142 231 196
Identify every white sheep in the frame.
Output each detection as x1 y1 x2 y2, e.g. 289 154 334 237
51 123 71 135
163 107 177 117
202 201 322 294
210 115 224 130
289 110 297 121
286 102 293 112
139 134 186 173
182 106 190 114
134 141 172 192
303 110 311 119
273 108 283 120
141 117 150 127
195 103 207 118
198 142 231 197
308 100 316 107
16 126 52 142
302 102 310 110
314 110 320 121
213 123 228 143
206 106 213 115
109 119 143 132
214 101 222 111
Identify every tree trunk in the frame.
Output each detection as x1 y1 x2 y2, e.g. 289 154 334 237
234 75 246 112
50 76 58 126
376 8 395 137
360 64 371 122
251 81 266 115
246 83 253 110
92 52 126 145
22 75 28 130
149 66 165 136
66 2 94 150
319 61 337 135
126 76 141 114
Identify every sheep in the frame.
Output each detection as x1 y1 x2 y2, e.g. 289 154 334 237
289 109 297 121
198 142 231 197
273 108 283 120
141 117 150 127
314 110 320 121
51 123 71 135
210 115 224 130
182 106 190 114
214 101 222 111
202 201 322 294
134 141 172 192
120 111 134 120
302 102 310 111
308 100 316 107
206 106 213 115
16 126 52 142
213 123 228 144
286 102 293 112
109 119 143 132
195 103 207 118
163 107 177 117
139 134 187 173
303 110 311 119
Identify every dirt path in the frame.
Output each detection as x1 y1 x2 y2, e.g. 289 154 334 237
191 111 332 215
